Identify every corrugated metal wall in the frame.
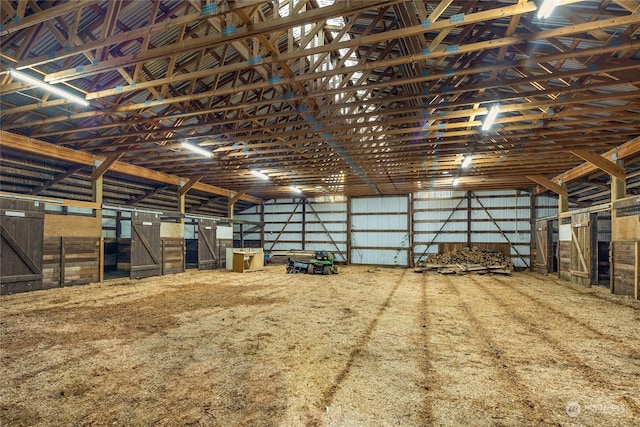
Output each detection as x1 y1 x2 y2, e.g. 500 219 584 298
413 190 468 261
236 191 560 269
238 199 347 261
350 196 410 266
471 190 531 268
305 200 347 262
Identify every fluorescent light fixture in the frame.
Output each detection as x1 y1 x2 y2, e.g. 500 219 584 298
8 68 89 106
250 170 269 180
461 155 473 168
537 0 558 19
181 142 212 158
452 177 460 186
482 105 501 131
289 186 302 193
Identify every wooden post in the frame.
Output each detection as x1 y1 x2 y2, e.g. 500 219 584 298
161 239 166 275
558 190 568 214
178 194 186 225
99 236 104 282
60 236 65 287
301 198 306 251
635 241 639 301
260 203 265 250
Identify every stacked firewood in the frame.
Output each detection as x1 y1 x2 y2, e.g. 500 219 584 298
414 246 513 275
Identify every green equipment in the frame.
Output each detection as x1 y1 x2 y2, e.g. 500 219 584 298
309 250 339 275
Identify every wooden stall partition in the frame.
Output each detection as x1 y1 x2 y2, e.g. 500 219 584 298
534 219 553 274
611 196 640 299
198 220 217 270
0 198 45 294
42 237 100 288
130 213 161 279
161 238 185 275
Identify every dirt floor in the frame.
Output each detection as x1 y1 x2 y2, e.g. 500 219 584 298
1 265 639 426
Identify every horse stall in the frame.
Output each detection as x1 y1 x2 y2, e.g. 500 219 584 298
611 196 640 299
185 217 218 270
1 197 45 294
103 208 183 280
184 216 233 270
1 196 101 294
558 206 611 287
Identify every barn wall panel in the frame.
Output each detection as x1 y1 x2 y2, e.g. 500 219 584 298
351 196 409 266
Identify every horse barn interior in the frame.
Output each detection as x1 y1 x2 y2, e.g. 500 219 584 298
1 0 640 425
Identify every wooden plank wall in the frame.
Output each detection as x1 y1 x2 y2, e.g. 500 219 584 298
43 237 100 288
611 241 637 297
612 198 640 299
161 238 184 275
117 238 131 270
558 241 571 281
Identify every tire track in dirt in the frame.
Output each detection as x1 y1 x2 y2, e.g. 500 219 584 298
441 274 549 423
467 275 640 419
319 269 407 409
418 272 435 426
491 276 640 354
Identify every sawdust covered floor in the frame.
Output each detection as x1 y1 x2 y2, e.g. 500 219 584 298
1 266 639 426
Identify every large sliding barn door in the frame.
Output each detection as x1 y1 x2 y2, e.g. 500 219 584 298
570 213 597 286
0 199 45 294
534 219 553 274
198 220 217 270
130 213 161 279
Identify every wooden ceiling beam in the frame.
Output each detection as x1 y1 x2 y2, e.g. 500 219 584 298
177 175 204 198
0 131 263 204
570 149 627 181
44 0 399 84
91 152 125 182
0 0 100 37
534 136 640 194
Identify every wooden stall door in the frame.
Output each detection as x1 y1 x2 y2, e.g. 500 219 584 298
0 199 45 294
534 219 553 274
570 213 597 286
198 220 217 270
130 213 161 279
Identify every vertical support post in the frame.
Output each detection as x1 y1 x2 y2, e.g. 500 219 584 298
161 239 166 276
240 223 244 248
93 171 103 284
408 193 413 267
558 183 569 214
99 236 104 282
346 196 352 265
60 236 65 287
301 198 306 251
635 241 639 301
260 203 265 250
178 194 186 225
466 191 472 247
611 159 626 221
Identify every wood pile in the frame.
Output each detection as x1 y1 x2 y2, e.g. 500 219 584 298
414 246 513 275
